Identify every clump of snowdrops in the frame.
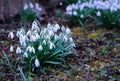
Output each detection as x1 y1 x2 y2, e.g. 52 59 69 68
21 2 41 23
66 0 120 28
8 20 75 72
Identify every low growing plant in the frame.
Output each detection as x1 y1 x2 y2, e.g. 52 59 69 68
8 20 75 72
20 2 41 23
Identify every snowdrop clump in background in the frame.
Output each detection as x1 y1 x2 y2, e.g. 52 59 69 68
66 0 120 27
8 20 75 71
21 2 42 23
23 2 41 12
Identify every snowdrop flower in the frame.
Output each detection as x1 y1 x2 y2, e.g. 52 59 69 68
48 30 54 37
29 2 34 8
16 47 22 54
47 23 52 28
66 28 71 34
35 33 40 39
38 45 43 51
72 43 76 47
35 58 40 67
66 11 72 15
49 42 55 49
61 26 65 31
42 40 46 45
30 35 36 42
31 47 35 54
54 35 59 40
63 35 68 42
60 2 63 6
23 3 28 10
26 30 31 36
10 45 14 52
73 11 77 16
23 52 28 58
32 21 39 31
26 45 35 53
26 45 31 52
52 24 60 32
69 37 73 42
52 27 58 32
35 3 41 11
8 32 14 39
96 11 101 16
80 14 84 18
16 30 20 37
54 24 60 30
19 34 26 46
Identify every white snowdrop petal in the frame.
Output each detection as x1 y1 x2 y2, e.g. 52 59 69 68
35 58 40 67
66 28 71 34
10 45 14 52
16 47 22 54
38 45 43 51
8 32 14 39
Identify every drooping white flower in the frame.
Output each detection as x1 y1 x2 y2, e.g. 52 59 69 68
35 58 40 67
42 40 46 45
32 21 39 31
16 47 22 54
80 14 84 18
66 28 71 34
69 37 73 42
30 35 36 42
23 52 28 58
31 47 35 54
48 30 54 37
60 2 63 6
61 26 65 32
45 35 50 39
54 34 59 40
49 42 55 49
47 23 52 28
26 30 31 36
26 45 35 53
38 45 43 51
35 33 40 39
73 11 77 16
16 30 20 37
26 45 32 53
29 2 34 8
19 34 26 46
96 11 101 16
23 3 28 10
8 32 14 39
63 35 68 42
54 24 60 30
10 45 14 52
35 3 41 11
52 27 58 32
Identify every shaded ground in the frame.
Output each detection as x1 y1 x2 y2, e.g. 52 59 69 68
0 26 120 81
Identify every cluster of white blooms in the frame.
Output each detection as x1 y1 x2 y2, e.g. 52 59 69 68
23 2 41 11
66 0 120 16
8 21 75 68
